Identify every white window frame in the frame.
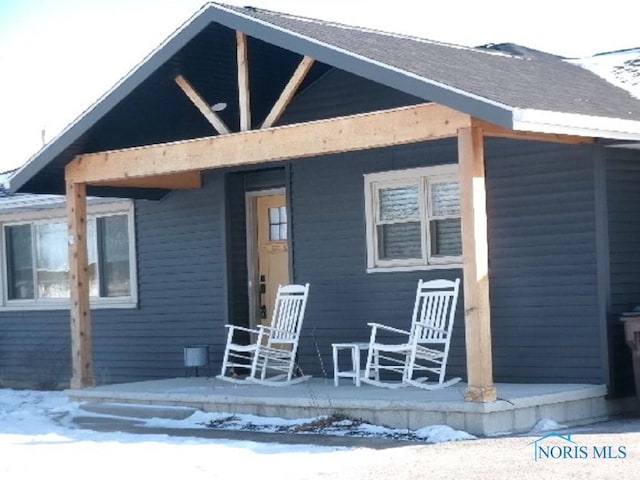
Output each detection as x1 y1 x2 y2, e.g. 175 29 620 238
364 164 462 273
0 200 138 310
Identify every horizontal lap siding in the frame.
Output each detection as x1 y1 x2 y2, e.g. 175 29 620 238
282 69 458 379
226 173 250 342
92 172 226 384
606 149 640 396
0 172 226 387
0 310 70 388
486 141 603 383
0 66 609 388
291 141 604 385
282 69 604 384
290 143 465 380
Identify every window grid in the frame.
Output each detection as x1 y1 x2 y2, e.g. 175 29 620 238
2 208 136 308
365 165 461 271
268 206 288 241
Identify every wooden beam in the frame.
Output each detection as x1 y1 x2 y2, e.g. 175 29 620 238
236 31 251 131
174 74 231 135
261 56 315 129
67 103 471 184
65 177 94 389
92 171 202 189
458 126 497 403
472 118 593 144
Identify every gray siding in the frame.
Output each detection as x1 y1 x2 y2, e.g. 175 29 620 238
606 148 640 396
485 141 605 384
290 142 465 379
225 168 287 344
290 139 606 384
281 67 606 383
90 172 226 384
0 172 227 387
226 172 250 340
282 70 463 379
0 67 420 388
277 67 423 124
0 65 611 388
0 310 70 388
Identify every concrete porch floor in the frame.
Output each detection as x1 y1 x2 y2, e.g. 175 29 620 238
66 377 610 436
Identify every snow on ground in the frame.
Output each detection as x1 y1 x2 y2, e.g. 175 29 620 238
0 387 479 479
2 388 635 480
143 407 477 442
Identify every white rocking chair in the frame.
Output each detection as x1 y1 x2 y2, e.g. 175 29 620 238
218 283 310 386
362 278 461 390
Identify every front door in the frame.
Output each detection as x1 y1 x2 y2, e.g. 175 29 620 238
253 193 289 328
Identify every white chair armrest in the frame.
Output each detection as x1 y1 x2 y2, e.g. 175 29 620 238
225 324 261 335
367 322 411 336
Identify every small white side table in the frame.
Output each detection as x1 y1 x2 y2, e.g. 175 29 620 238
332 342 369 386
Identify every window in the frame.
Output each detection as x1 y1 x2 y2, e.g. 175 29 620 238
2 201 136 309
268 206 287 241
364 165 462 272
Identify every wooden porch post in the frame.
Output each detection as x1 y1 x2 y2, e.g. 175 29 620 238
66 176 94 388
458 126 497 402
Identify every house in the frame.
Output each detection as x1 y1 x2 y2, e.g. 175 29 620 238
3 3 640 410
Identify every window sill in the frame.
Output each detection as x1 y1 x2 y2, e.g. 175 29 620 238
367 263 463 274
0 298 138 311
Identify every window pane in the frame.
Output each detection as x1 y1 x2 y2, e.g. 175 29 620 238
431 182 460 217
100 215 131 297
5 225 34 300
36 222 69 298
269 207 280 224
270 225 280 241
378 185 419 221
430 218 462 256
268 206 287 241
377 222 421 260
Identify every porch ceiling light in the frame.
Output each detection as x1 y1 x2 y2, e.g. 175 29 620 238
211 102 228 112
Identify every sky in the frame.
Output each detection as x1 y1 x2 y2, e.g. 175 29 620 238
0 0 638 174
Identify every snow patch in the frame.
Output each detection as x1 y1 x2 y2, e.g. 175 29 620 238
529 418 568 434
414 424 477 443
0 388 478 445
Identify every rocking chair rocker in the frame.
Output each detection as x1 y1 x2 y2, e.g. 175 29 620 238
218 283 310 386
362 278 461 390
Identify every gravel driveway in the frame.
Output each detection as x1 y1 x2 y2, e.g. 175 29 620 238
297 417 640 480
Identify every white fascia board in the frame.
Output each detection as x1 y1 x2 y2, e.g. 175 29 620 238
606 142 640 149
512 108 640 141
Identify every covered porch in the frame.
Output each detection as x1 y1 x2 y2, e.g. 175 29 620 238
65 377 609 437
61 52 593 404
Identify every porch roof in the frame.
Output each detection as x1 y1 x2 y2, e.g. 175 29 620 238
10 2 640 198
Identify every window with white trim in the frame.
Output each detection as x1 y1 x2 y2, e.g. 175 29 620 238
364 165 462 272
1 201 137 309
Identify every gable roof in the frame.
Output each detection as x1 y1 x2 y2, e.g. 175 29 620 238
10 2 640 196
222 4 640 131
